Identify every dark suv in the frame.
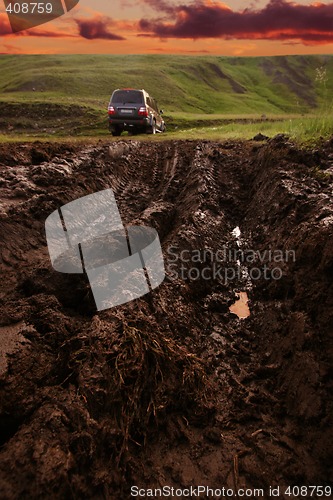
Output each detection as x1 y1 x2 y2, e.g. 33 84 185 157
108 88 165 136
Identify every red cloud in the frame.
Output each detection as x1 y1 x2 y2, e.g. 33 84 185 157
0 13 125 41
75 17 125 40
138 0 333 45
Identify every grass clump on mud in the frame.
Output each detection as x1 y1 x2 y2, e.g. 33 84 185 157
0 289 213 497
64 308 212 454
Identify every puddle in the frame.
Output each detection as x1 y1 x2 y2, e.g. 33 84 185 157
0 321 30 375
229 226 252 318
229 291 250 319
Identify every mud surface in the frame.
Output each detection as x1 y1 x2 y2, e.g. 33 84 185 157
0 138 332 499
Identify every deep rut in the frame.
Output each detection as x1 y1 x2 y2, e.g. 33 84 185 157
0 138 332 499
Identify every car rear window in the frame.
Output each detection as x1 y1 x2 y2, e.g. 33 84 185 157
111 90 144 104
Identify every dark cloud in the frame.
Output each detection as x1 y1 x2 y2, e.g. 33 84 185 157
141 0 177 14
138 0 333 44
75 17 125 40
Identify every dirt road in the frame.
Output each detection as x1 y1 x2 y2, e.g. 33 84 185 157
0 138 332 499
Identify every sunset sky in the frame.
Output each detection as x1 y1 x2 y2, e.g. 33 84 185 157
0 0 333 55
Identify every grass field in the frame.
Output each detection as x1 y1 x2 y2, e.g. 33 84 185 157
0 54 332 143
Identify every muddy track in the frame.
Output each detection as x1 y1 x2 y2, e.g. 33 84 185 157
0 138 332 499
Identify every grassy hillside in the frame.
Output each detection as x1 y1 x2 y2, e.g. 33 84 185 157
0 54 332 141
0 54 332 113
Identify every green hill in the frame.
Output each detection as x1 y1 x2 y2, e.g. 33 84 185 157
0 54 332 140
0 54 332 114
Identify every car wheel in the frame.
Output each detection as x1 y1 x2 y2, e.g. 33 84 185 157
147 121 156 134
111 127 121 137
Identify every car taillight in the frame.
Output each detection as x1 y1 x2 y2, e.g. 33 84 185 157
108 106 116 115
138 106 148 117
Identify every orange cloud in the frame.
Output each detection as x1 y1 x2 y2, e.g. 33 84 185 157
0 13 14 35
0 12 126 41
0 13 77 37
